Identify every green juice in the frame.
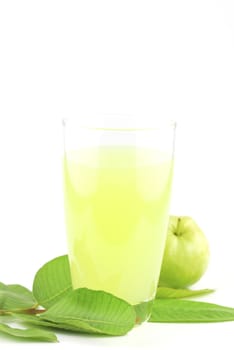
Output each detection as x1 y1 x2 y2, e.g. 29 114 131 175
64 146 173 308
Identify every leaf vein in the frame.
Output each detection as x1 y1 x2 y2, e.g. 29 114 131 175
40 284 72 305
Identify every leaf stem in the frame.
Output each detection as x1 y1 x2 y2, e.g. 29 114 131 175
0 308 46 316
23 308 46 315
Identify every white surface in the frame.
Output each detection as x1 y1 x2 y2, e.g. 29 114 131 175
0 0 234 348
1 319 234 349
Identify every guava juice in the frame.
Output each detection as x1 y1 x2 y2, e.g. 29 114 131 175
63 146 173 306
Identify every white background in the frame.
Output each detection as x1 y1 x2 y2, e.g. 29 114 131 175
0 0 234 348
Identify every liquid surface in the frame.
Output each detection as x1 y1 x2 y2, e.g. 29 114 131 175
64 147 173 305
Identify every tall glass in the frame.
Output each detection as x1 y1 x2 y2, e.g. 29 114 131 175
63 116 176 323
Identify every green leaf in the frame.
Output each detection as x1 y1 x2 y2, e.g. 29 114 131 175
13 313 95 333
40 288 136 336
0 282 37 314
156 287 215 299
33 255 72 309
0 322 58 342
15 312 104 333
149 299 234 323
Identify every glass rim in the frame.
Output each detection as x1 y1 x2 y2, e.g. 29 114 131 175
62 116 176 132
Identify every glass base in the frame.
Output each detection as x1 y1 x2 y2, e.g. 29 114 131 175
134 299 154 325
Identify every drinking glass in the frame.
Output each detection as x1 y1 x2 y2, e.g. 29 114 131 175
63 116 176 323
